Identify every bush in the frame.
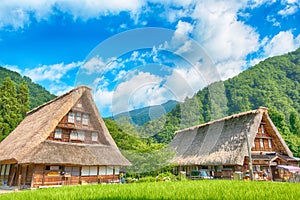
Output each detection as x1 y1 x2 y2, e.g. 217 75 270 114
138 176 156 183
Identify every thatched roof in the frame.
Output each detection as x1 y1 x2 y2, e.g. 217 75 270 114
169 107 293 166
0 86 131 166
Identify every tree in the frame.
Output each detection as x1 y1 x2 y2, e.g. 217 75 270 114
17 81 30 118
0 77 21 140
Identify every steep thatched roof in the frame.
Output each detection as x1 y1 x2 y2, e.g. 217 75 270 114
169 107 292 166
0 86 131 166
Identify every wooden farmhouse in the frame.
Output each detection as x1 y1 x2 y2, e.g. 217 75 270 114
0 86 131 188
169 107 299 181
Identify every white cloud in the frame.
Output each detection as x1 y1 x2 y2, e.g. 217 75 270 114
191 0 260 80
263 31 300 57
278 4 299 16
111 71 163 114
49 84 74 96
81 56 118 75
0 0 144 30
23 61 81 82
3 64 22 74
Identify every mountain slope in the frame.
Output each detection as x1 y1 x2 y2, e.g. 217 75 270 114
113 100 179 126
0 66 56 109
144 48 300 157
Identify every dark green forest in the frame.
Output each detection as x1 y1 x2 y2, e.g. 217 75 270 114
106 48 300 158
0 67 56 141
0 66 56 109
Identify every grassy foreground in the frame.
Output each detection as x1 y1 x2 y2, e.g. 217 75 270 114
1 180 299 200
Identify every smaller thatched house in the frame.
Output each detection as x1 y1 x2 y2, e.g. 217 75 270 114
0 86 131 188
169 107 299 181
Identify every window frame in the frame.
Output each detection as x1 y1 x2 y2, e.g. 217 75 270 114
92 132 98 142
268 139 272 148
54 129 62 139
260 138 264 148
76 112 82 121
68 112 75 123
82 114 89 126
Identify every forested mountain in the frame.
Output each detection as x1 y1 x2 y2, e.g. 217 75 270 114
112 100 179 126
0 66 56 109
137 48 300 157
0 66 56 141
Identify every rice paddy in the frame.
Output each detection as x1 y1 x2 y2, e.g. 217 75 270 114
1 180 299 200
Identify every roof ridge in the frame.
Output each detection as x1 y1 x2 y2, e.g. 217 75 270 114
175 107 265 134
27 86 91 116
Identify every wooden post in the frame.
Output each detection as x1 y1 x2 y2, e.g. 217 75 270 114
268 163 273 181
18 174 21 190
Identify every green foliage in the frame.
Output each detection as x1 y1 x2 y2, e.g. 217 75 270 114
0 66 56 109
0 78 23 141
112 100 178 126
2 181 300 200
140 48 300 157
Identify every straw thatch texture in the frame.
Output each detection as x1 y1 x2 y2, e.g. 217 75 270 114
0 86 131 166
169 107 292 166
21 140 131 166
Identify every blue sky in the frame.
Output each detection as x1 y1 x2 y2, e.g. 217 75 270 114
0 0 299 117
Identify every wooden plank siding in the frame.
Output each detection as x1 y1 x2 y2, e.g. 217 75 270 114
30 165 120 188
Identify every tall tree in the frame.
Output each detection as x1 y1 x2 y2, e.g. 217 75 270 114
17 81 30 118
0 77 21 140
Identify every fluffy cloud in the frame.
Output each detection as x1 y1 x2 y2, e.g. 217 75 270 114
263 31 300 57
0 0 144 30
23 61 81 82
111 71 163 114
191 0 260 79
278 4 299 16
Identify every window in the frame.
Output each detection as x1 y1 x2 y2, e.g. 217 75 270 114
99 166 106 175
107 166 113 175
81 166 90 176
81 166 98 176
114 166 120 175
78 131 85 141
70 130 85 141
70 130 77 140
260 139 264 148
77 103 82 108
92 132 98 142
82 114 89 125
268 139 272 148
54 129 62 139
68 112 75 123
261 125 265 134
90 166 98 176
76 112 81 121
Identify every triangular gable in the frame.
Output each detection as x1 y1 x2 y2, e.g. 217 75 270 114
260 112 293 157
0 86 122 164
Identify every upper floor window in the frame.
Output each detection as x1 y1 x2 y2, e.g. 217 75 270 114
70 130 85 141
260 138 264 148
268 139 272 148
92 132 98 142
78 131 85 141
261 124 265 134
82 114 89 125
68 112 75 123
76 112 81 121
77 103 82 108
54 129 62 139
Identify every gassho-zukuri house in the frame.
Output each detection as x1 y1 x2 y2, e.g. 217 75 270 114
0 86 131 188
169 107 300 181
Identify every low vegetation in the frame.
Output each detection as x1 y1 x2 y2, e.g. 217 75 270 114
1 180 299 200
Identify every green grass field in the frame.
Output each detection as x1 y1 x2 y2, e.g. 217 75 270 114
1 180 299 200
